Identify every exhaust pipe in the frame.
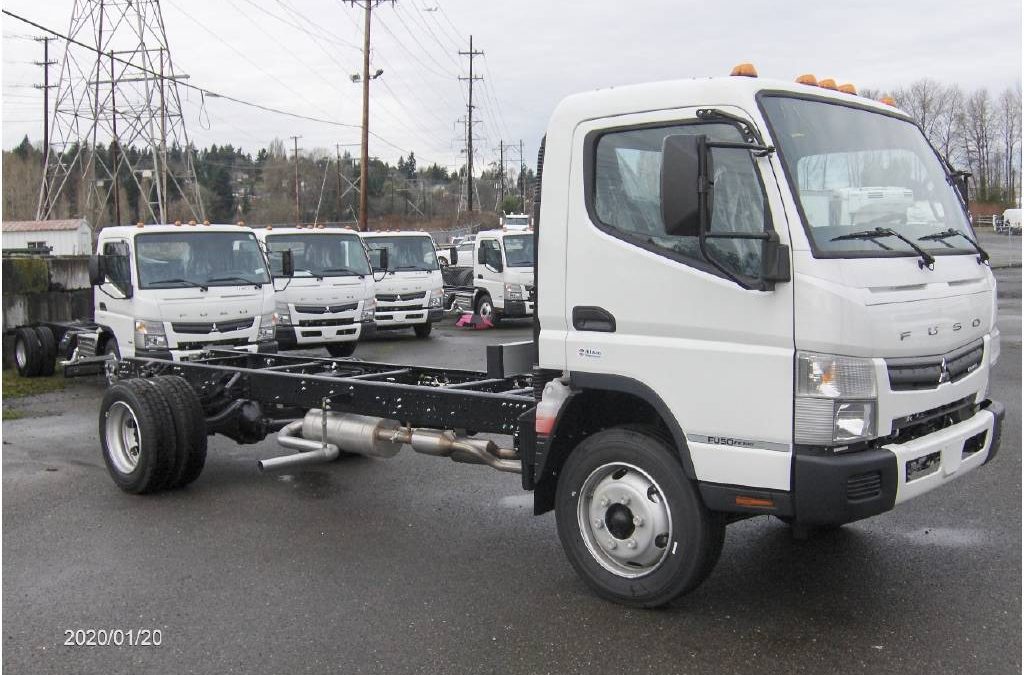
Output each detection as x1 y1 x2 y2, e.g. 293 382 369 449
257 410 521 473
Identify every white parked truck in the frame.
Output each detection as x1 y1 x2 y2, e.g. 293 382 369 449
10 223 279 380
255 226 376 357
360 231 445 338
446 229 535 324
500 213 531 231
94 71 1004 607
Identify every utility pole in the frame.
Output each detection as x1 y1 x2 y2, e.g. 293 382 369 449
519 139 525 209
335 143 344 222
343 0 394 231
290 135 302 223
459 35 484 213
498 141 505 207
109 50 120 225
33 36 55 216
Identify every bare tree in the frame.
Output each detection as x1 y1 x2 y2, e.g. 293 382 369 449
961 88 996 200
997 86 1021 202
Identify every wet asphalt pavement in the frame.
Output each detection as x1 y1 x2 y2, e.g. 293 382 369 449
2 272 1020 674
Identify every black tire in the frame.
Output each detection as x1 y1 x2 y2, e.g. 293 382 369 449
555 427 725 608
475 294 500 326
151 376 208 489
33 326 57 376
326 342 357 358
99 379 178 494
13 327 43 378
102 337 121 386
413 322 433 339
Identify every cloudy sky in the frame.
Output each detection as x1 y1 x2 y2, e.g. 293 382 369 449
2 0 1021 172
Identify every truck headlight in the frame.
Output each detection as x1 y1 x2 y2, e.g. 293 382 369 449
361 298 377 322
258 311 277 340
504 283 524 301
795 352 877 446
428 288 444 308
134 319 167 349
276 303 292 326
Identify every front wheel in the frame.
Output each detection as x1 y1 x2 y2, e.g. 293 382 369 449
555 427 725 607
413 322 433 339
326 342 357 358
475 294 501 326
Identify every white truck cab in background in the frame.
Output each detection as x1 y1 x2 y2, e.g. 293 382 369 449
500 213 531 231
255 226 376 357
92 223 278 364
361 231 445 338
451 229 535 324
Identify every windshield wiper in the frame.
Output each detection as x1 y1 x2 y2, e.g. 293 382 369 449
148 278 208 291
831 227 936 269
392 265 427 271
206 276 263 288
319 267 361 276
918 228 990 265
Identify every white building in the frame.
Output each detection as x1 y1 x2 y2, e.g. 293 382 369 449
1 219 93 255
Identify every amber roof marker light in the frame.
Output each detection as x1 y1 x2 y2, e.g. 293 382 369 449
795 74 818 86
838 83 858 95
730 63 758 77
817 78 838 91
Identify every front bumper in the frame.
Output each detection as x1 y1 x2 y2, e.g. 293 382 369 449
139 338 277 361
276 320 363 349
502 300 534 317
375 305 439 327
791 400 1004 526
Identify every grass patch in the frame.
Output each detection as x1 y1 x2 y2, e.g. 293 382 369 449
2 369 67 399
2 408 26 421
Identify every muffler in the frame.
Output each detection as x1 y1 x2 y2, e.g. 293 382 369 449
258 410 520 473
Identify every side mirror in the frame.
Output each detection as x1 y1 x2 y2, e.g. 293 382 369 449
281 249 295 277
370 248 389 273
760 233 791 284
449 246 458 266
661 134 710 238
88 254 104 286
477 247 487 265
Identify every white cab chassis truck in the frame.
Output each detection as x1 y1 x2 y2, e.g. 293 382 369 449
446 229 535 324
10 224 278 380
95 75 1004 608
361 231 445 338
255 226 376 358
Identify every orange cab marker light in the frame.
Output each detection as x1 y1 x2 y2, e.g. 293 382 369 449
795 74 818 86
838 83 857 95
136 221 145 228
174 220 182 226
188 219 197 225
735 495 775 508
237 220 246 226
880 96 897 106
818 78 838 91
730 62 758 77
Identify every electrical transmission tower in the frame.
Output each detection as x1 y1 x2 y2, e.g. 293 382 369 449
459 35 483 213
38 0 205 226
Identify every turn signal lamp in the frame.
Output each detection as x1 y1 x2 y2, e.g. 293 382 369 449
795 74 818 86
735 495 774 508
818 78 838 90
838 83 857 95
730 63 758 77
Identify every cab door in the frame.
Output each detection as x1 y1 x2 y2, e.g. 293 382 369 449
93 239 137 356
476 237 505 309
563 108 796 490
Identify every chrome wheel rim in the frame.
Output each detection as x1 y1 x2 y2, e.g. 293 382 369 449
14 339 27 368
478 299 494 319
577 462 673 578
105 401 141 474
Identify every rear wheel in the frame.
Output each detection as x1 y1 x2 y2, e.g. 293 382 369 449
150 376 208 489
99 379 178 494
555 427 725 607
33 326 57 376
13 327 42 378
413 322 433 339
326 342 357 358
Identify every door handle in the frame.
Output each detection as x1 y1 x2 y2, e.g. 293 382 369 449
99 302 107 311
477 274 483 279
572 306 616 332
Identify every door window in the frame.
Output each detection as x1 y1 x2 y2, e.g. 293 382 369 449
102 241 132 293
590 121 770 279
479 239 503 269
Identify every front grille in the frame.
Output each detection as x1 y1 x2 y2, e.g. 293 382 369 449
295 303 358 314
886 396 976 444
886 340 983 391
847 471 882 500
297 317 355 328
376 292 425 303
172 317 254 334
377 305 425 313
177 337 250 350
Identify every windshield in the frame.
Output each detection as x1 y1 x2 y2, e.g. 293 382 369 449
364 236 438 271
503 234 534 267
761 95 974 257
265 232 370 277
136 231 270 289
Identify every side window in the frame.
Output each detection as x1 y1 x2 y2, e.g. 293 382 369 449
592 121 769 279
480 239 502 268
102 241 131 289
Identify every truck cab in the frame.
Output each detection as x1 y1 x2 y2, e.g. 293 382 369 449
451 229 535 323
255 226 376 357
91 224 277 363
526 73 1004 605
501 213 531 231
361 231 445 338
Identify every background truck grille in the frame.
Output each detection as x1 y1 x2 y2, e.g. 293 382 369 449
297 317 355 327
294 303 358 314
172 317 254 334
177 337 250 350
376 292 425 303
885 340 983 391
